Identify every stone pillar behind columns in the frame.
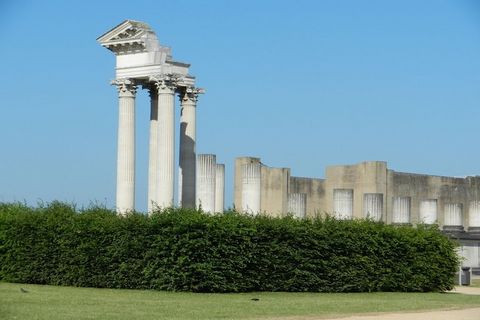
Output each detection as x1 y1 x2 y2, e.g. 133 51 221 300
288 193 306 218
178 88 197 208
215 164 225 213
196 154 216 213
155 78 176 208
242 162 261 214
113 79 136 215
146 86 158 213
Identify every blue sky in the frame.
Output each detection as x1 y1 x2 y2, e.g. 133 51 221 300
1 0 479 212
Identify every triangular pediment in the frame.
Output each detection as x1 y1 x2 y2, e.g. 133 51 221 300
97 20 160 55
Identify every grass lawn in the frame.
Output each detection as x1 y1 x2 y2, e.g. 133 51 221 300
472 278 480 288
1 282 480 320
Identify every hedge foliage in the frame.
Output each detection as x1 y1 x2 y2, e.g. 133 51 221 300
0 202 459 292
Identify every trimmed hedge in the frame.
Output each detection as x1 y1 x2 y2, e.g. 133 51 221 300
0 202 459 292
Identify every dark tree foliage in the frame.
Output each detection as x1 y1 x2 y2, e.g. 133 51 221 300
0 202 459 292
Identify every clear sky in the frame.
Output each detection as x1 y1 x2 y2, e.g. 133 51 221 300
1 0 479 212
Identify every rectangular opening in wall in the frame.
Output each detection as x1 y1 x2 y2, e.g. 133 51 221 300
363 193 383 221
392 196 411 224
333 189 353 220
419 199 437 224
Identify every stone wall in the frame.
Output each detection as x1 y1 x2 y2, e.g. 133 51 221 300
234 156 480 229
289 176 325 217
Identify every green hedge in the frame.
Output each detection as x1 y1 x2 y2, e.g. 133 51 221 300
0 202 459 292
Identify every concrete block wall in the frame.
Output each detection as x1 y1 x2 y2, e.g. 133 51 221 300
234 156 480 229
289 176 325 217
325 161 387 220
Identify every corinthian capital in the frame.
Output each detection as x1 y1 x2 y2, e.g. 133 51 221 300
180 86 205 104
111 78 137 97
149 73 181 94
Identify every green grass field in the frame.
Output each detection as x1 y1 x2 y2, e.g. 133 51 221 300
1 282 480 320
472 278 480 288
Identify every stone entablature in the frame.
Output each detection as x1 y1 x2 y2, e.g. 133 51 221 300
97 20 194 84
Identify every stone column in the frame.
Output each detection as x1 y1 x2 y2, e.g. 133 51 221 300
288 193 306 218
113 79 136 215
215 164 225 213
147 85 158 213
196 154 216 213
242 162 261 214
178 88 198 208
154 77 176 208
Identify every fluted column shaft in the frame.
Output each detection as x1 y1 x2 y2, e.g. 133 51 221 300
179 89 197 208
147 86 158 212
196 154 216 213
242 162 261 214
114 79 136 214
155 80 176 208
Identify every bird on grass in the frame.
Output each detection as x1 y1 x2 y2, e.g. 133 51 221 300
20 288 29 293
